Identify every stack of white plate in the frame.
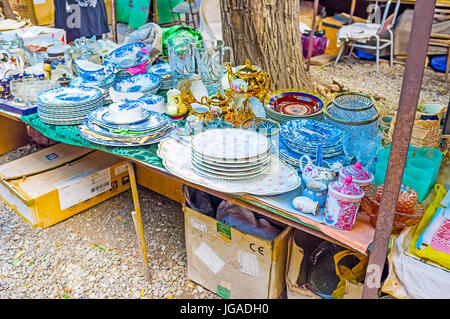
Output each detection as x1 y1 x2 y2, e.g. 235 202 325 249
190 128 271 180
37 86 103 125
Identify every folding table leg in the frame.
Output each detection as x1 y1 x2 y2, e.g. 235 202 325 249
445 46 450 83
127 161 151 282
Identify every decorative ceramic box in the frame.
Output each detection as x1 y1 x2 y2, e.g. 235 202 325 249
323 175 365 231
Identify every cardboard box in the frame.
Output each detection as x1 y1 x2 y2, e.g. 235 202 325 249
184 204 292 299
285 230 323 299
9 0 54 26
320 13 367 56
0 115 28 156
135 164 184 203
0 26 66 44
0 144 130 228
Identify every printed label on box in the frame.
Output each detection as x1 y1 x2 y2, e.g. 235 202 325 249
191 217 208 233
194 241 225 275
114 163 128 176
56 168 111 210
238 250 259 277
34 0 46 4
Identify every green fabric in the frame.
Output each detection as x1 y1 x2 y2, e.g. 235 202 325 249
21 113 168 168
129 0 152 30
162 25 203 56
157 0 185 25
115 0 133 23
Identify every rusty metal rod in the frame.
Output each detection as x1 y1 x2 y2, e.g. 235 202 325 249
111 0 118 43
306 0 319 72
349 0 356 24
361 0 437 299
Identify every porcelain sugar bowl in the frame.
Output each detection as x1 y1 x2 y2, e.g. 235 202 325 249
323 175 365 231
225 58 270 100
299 155 339 187
338 162 374 190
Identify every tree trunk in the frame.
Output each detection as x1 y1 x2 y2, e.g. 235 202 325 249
220 0 313 91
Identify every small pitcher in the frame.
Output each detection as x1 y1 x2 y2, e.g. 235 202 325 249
299 155 338 186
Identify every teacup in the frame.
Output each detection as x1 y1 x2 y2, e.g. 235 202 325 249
74 59 113 82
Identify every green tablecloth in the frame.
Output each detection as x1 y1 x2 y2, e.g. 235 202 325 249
21 113 165 168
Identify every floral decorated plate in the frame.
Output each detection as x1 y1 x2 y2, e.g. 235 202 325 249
37 86 103 106
88 106 170 132
113 73 161 93
191 159 270 181
106 42 149 69
101 101 152 125
149 62 171 76
280 119 343 151
82 118 174 138
265 89 326 117
191 150 270 168
157 137 301 196
70 74 116 88
79 123 177 147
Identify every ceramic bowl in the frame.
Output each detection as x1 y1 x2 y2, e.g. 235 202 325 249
265 89 326 117
139 94 166 114
74 59 113 82
109 87 144 103
113 73 162 94
102 99 149 125
191 102 210 119
107 42 148 69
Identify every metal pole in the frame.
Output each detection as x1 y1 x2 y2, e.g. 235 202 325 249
111 0 118 43
361 0 437 299
306 0 319 72
0 0 16 20
349 0 356 24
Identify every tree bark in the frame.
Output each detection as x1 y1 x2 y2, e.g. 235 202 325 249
220 0 313 91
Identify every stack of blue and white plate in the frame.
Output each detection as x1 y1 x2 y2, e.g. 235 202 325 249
37 86 103 125
79 99 176 147
70 74 116 103
278 119 350 169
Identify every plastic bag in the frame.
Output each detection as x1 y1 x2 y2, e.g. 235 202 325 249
123 23 163 64
301 35 327 59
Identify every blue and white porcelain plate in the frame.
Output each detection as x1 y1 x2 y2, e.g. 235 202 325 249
113 73 161 93
37 86 103 106
101 101 152 125
88 106 170 132
149 62 171 76
79 122 177 147
70 74 116 88
83 119 171 138
280 119 343 150
106 42 149 69
139 94 165 106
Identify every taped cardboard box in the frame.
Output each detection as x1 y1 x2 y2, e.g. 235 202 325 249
0 144 130 229
183 204 292 299
9 0 54 26
0 26 66 44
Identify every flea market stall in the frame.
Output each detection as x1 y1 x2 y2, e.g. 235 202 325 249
0 0 449 299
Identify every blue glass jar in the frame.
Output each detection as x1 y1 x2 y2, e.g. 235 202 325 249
324 92 380 166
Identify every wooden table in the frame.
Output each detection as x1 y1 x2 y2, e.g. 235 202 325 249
0 108 376 284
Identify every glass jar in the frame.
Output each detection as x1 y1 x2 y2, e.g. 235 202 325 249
324 92 380 166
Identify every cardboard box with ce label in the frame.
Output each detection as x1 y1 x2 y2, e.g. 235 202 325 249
183 204 292 299
0 143 130 229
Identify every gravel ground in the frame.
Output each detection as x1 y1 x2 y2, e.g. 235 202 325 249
0 145 217 299
0 59 447 299
312 58 449 115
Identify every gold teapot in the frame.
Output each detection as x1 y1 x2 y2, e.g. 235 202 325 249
225 58 271 100
200 89 232 115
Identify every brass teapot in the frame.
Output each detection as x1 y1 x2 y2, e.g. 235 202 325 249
225 58 271 100
200 89 232 115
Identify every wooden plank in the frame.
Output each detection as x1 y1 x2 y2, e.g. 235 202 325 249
310 53 337 66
